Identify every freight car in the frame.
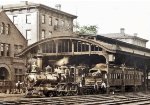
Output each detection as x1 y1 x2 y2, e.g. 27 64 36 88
25 63 143 97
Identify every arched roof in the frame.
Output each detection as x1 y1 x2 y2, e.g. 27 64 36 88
16 36 116 57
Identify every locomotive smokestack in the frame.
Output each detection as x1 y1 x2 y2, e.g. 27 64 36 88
120 28 125 35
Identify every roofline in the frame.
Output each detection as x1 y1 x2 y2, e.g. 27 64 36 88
96 35 150 52
2 3 77 19
0 10 27 43
16 35 116 57
101 33 148 42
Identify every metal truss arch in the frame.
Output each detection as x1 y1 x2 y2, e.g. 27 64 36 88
16 36 115 57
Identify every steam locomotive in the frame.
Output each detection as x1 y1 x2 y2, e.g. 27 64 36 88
25 63 143 97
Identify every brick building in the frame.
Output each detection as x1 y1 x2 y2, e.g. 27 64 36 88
0 10 27 92
2 1 77 45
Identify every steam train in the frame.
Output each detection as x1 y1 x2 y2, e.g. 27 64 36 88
25 63 143 97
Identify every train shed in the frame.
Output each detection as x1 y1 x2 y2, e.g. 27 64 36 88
16 34 150 93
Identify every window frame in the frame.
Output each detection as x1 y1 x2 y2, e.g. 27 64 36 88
26 30 32 41
6 24 10 35
49 16 52 26
26 14 31 24
13 16 18 25
42 15 45 24
41 29 45 39
1 22 5 34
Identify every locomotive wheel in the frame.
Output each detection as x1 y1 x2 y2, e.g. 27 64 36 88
44 92 53 97
73 90 78 95
66 91 70 96
57 91 62 96
63 92 67 96
48 92 54 97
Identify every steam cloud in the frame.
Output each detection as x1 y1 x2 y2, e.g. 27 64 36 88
56 57 69 66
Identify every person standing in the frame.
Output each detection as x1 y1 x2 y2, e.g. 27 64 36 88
79 82 83 95
101 81 106 94
94 81 98 94
17 81 21 93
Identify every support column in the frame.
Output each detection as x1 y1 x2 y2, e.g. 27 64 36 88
106 60 110 94
133 62 137 93
72 41 74 55
103 50 110 94
121 64 125 94
89 44 91 55
68 40 69 52
77 41 78 52
56 41 58 55
37 45 42 53
0 43 1 56
144 65 147 93
37 57 42 69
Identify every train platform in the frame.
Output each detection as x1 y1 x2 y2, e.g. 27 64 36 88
0 93 25 97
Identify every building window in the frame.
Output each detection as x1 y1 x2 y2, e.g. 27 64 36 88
49 31 52 37
1 43 4 56
41 30 45 39
15 68 18 74
55 19 58 26
18 45 23 52
66 22 71 30
14 68 23 82
49 17 52 26
6 44 10 56
42 15 45 24
1 22 5 34
26 14 31 24
26 30 31 41
6 24 10 35
13 16 18 25
61 20 64 27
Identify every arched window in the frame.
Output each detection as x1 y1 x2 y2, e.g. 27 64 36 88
1 22 5 34
6 24 10 35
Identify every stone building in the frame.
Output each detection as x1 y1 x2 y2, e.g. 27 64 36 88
0 10 27 92
101 28 148 48
2 1 77 45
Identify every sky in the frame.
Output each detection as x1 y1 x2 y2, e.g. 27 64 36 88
1 0 150 48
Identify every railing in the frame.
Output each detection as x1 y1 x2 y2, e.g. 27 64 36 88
0 80 12 93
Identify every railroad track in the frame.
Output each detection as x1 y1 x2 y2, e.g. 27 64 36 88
1 93 150 105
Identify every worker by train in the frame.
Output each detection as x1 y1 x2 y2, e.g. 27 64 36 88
101 81 106 94
94 81 99 94
79 82 83 95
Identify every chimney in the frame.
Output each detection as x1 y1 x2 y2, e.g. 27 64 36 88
20 1 28 5
1 5 3 9
120 28 125 34
134 33 137 36
55 4 61 10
